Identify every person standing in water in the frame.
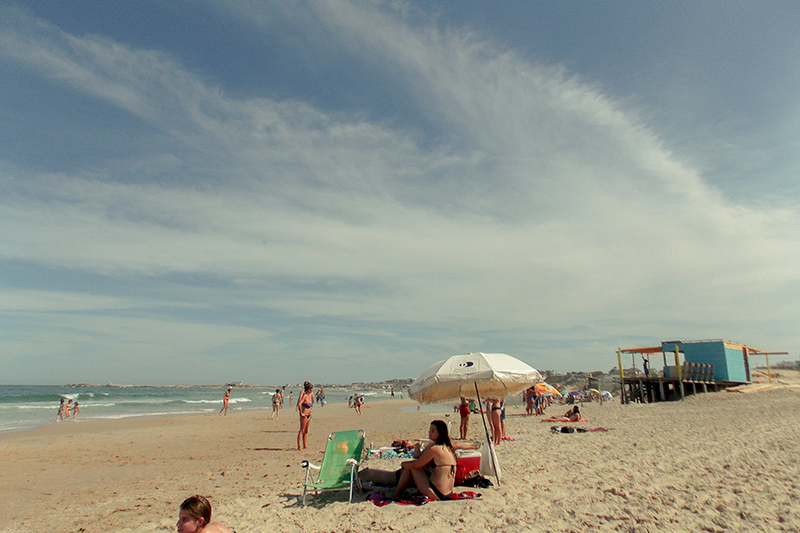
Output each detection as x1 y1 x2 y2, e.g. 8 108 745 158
57 398 66 421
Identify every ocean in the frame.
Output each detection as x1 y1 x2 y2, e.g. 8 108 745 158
0 385 403 434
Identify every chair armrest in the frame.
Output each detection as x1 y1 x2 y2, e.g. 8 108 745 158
301 460 321 471
346 458 359 466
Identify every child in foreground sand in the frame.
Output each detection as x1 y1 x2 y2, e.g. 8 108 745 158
176 495 232 533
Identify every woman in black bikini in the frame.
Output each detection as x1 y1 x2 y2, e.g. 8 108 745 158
396 420 458 501
489 397 503 445
296 381 314 450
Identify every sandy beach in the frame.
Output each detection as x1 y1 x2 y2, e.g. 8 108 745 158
2 373 800 533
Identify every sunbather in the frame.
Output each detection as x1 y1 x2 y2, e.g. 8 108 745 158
176 495 232 533
395 420 458 501
541 406 582 422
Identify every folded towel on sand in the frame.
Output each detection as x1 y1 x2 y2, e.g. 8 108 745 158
367 491 482 506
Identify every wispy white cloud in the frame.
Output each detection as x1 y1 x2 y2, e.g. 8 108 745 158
0 2 798 383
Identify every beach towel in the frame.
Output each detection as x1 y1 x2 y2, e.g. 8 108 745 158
377 449 415 459
367 491 482 507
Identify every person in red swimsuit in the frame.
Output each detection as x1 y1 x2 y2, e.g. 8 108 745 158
219 387 231 416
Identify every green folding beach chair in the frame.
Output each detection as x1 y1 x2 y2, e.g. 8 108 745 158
300 429 365 506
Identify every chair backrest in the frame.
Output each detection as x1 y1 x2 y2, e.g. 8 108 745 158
318 430 365 486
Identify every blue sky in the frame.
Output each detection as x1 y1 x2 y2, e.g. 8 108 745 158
1 1 798 385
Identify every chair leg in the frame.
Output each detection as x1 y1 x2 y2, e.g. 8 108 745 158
348 469 354 503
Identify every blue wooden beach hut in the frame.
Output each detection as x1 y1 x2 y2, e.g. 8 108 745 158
661 339 755 383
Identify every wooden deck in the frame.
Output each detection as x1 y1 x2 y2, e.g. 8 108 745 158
620 362 744 404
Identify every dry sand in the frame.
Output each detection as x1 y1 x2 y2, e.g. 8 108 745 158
2 371 799 532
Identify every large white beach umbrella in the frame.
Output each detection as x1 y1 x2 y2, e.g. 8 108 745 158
409 352 543 404
408 352 543 487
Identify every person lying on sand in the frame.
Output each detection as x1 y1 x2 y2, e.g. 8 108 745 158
541 406 582 422
176 495 232 533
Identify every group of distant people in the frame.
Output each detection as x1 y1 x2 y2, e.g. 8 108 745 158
266 384 327 422
523 386 554 416
222 380 389 452
453 395 510 445
56 398 79 421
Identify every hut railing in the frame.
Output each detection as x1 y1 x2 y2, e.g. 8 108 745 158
680 362 715 382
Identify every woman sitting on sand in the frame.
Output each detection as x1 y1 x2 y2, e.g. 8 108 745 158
541 405 581 423
395 420 458 501
176 495 232 533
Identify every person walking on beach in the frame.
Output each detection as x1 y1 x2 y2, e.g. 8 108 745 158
57 398 66 421
288 391 294 407
297 381 314 450
219 387 231 416
353 394 363 415
318 386 326 406
72 401 79 419
269 389 281 420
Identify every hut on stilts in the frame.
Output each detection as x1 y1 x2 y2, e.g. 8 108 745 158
616 339 787 404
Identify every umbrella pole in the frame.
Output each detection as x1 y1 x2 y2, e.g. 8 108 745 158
474 382 501 487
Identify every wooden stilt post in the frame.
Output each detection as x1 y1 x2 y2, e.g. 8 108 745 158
617 349 626 404
675 345 685 400
765 352 772 384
